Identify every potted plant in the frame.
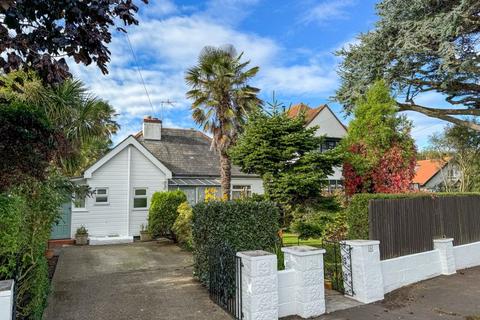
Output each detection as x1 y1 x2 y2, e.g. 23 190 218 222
75 226 89 245
140 224 152 242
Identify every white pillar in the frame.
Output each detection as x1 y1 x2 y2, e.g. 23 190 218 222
433 238 456 275
282 246 326 318
0 280 14 320
236 250 278 320
342 240 384 304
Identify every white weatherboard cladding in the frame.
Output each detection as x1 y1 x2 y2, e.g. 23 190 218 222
381 250 442 294
231 177 264 194
129 146 167 236
72 145 168 238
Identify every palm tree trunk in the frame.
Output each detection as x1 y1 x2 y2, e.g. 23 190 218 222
220 151 231 200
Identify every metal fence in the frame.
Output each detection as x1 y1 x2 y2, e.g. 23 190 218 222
208 245 243 319
369 195 480 260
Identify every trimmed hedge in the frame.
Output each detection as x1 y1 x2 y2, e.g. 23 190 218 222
346 192 480 239
192 200 280 285
148 190 187 238
0 194 25 278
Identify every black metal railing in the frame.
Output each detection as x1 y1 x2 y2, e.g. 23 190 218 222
322 240 354 296
208 245 243 319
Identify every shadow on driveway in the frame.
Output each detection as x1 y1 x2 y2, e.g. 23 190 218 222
43 240 230 320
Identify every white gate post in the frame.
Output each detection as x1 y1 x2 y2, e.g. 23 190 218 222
0 280 14 320
341 240 384 303
282 246 326 318
236 250 278 320
433 238 456 275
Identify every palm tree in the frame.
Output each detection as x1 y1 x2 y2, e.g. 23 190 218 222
185 45 261 199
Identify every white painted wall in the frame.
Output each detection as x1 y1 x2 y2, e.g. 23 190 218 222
72 145 168 238
381 250 442 294
307 107 347 139
277 270 296 317
454 241 480 270
231 177 264 195
0 280 13 320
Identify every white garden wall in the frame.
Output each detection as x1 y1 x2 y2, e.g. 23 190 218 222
0 280 13 320
277 270 296 317
380 250 442 293
454 241 480 270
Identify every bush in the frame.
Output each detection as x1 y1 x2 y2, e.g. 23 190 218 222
291 209 335 240
172 202 193 250
148 190 187 238
192 200 280 285
345 192 480 239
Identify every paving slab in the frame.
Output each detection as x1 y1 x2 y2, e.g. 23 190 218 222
43 240 230 320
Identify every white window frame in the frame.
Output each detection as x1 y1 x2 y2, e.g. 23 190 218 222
95 187 109 205
72 192 87 211
133 188 148 209
231 185 252 199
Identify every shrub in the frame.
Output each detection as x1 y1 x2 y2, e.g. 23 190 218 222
192 200 280 285
345 192 480 239
291 210 335 240
148 190 187 238
172 202 193 250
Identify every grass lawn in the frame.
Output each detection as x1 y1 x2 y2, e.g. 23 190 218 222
281 232 323 247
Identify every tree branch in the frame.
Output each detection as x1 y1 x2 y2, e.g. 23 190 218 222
397 102 480 131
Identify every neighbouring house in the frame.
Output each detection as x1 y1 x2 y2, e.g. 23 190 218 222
52 117 263 241
411 159 461 192
287 103 347 191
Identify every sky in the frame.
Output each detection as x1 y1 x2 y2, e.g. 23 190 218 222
70 0 450 148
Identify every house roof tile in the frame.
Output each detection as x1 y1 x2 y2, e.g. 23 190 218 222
412 159 447 186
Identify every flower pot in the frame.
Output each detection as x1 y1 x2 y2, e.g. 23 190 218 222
75 234 89 245
140 231 152 242
324 279 333 290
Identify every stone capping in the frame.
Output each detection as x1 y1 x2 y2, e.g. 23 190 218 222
281 245 326 256
236 250 275 260
0 280 13 297
342 240 380 247
433 238 454 243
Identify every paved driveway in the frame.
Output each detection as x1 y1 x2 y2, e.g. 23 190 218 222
44 241 230 320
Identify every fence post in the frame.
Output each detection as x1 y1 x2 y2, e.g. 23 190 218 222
0 280 14 320
433 238 456 275
341 240 384 304
282 246 326 318
236 250 278 320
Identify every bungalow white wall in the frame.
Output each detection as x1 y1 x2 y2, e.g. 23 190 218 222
71 145 168 238
231 177 264 195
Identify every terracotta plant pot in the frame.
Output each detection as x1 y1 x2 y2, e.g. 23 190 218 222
324 279 333 290
140 231 152 242
75 234 89 245
45 249 55 259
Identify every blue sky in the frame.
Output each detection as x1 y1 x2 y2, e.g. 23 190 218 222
71 0 449 148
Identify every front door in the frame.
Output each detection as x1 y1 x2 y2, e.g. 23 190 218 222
51 202 72 239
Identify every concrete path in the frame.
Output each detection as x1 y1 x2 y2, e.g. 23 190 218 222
312 266 480 320
43 240 230 320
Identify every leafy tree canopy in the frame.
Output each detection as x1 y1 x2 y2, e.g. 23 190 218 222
336 0 480 130
230 104 340 212
342 80 417 195
0 0 147 83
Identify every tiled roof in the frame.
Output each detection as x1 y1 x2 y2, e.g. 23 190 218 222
136 128 253 177
412 159 447 186
287 103 326 125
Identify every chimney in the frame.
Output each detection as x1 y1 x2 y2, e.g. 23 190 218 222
143 116 162 140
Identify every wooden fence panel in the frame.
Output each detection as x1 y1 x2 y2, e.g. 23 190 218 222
368 195 480 260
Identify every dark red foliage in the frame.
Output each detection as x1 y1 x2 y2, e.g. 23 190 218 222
0 0 147 83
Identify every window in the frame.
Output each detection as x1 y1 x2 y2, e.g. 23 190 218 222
231 185 252 200
133 188 148 209
95 188 109 204
320 138 341 153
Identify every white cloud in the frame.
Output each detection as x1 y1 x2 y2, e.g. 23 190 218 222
301 0 356 25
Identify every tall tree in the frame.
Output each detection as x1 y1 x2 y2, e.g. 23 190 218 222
336 0 480 130
0 71 118 176
185 45 261 199
342 80 416 195
0 0 147 83
427 122 480 192
230 105 340 212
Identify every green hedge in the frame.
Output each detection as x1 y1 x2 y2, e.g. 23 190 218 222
192 200 280 285
149 190 187 238
172 201 193 250
0 194 25 278
346 192 480 239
